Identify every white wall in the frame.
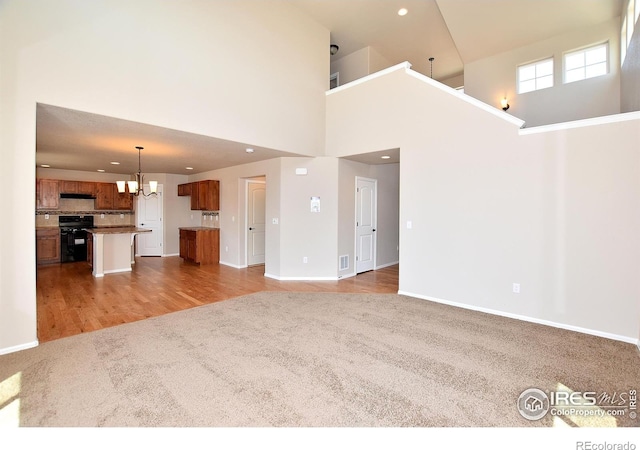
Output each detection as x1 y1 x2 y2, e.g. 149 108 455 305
440 74 464 90
326 65 640 342
465 18 621 127
0 0 329 354
330 46 393 86
146 173 197 256
331 48 370 87
193 157 339 279
278 157 339 279
369 163 400 268
621 9 640 112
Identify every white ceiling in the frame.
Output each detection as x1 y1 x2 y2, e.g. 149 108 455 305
35 0 623 175
36 104 303 176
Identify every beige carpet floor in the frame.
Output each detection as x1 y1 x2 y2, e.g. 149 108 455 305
0 292 638 427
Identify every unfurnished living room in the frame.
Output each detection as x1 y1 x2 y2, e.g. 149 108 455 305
1 0 639 445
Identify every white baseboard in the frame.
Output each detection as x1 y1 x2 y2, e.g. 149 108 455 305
375 260 399 270
398 290 638 345
103 268 132 275
219 261 247 269
338 272 357 279
0 340 38 356
264 273 338 281
163 253 179 257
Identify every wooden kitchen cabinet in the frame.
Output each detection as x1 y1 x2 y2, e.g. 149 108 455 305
95 183 114 209
190 180 219 211
36 179 59 210
36 228 60 265
177 183 192 196
178 181 219 210
114 184 133 210
179 228 219 264
95 182 133 210
87 233 93 269
60 180 97 196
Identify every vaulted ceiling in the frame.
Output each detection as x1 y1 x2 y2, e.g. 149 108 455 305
36 0 623 175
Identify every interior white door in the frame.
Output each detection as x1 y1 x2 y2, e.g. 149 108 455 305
136 184 163 257
356 177 377 273
247 180 266 266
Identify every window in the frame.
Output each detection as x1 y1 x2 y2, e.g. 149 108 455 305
564 43 608 84
517 58 554 94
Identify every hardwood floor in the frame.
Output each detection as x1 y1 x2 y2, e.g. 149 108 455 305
36 257 399 343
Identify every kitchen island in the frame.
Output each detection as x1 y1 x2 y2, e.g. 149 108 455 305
85 227 152 277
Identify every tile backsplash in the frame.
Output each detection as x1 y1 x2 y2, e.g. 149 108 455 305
36 198 135 227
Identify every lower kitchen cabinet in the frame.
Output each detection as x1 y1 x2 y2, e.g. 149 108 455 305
179 228 219 265
36 228 61 265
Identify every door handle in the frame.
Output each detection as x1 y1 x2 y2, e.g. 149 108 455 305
372 229 376 232
249 227 254 230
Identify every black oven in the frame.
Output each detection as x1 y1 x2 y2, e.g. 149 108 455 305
59 216 94 263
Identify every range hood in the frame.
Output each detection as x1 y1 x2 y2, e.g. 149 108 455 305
60 193 96 199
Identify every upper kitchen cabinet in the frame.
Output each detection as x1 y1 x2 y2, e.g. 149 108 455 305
114 184 134 210
36 179 59 210
95 182 114 210
59 180 97 196
177 183 192 196
95 182 133 210
178 180 219 211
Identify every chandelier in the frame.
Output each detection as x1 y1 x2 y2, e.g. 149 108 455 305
116 146 157 197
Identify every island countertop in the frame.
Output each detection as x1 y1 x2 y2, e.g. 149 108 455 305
85 226 152 234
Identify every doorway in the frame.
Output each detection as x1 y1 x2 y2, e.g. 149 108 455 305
355 177 377 273
136 184 163 256
246 179 266 266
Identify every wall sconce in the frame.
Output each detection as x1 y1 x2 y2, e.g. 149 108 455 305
330 44 339 56
501 98 510 111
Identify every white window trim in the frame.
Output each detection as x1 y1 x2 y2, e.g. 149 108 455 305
562 41 609 84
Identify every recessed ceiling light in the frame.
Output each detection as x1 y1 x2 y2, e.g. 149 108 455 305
40 164 51 168
97 169 105 172
110 161 120 165
381 155 391 159
398 8 408 16
246 148 254 153
185 167 194 170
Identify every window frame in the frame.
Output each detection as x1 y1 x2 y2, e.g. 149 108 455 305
562 41 609 85
516 57 555 94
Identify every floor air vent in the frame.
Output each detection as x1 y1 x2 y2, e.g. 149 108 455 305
339 255 349 271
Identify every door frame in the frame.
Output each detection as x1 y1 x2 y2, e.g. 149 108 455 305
244 178 266 267
354 176 377 274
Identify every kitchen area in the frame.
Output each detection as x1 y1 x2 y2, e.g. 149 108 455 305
36 178 220 277
35 178 150 275
36 177 221 273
